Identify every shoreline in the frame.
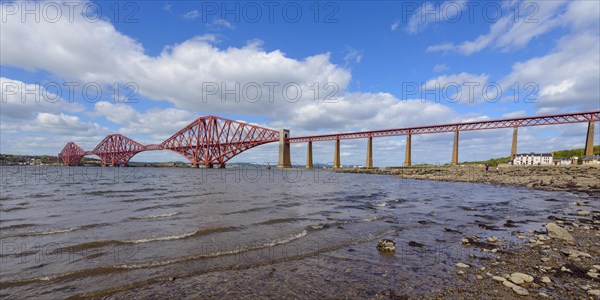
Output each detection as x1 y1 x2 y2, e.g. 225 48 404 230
339 165 600 196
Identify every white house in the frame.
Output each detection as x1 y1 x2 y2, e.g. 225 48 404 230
552 158 571 166
582 154 600 165
513 153 553 166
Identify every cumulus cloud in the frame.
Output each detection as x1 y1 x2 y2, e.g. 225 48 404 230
0 2 351 120
500 31 599 110
422 72 490 104
0 77 83 120
22 113 105 136
93 101 196 139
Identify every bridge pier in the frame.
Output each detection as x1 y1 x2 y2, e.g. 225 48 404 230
451 130 459 165
511 126 518 159
218 163 226 169
334 139 341 169
404 133 412 167
192 163 199 168
278 129 291 168
585 120 595 156
206 164 214 168
366 137 373 168
306 141 313 169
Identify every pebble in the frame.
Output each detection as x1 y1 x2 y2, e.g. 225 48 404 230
512 286 529 296
503 281 516 288
540 257 550 262
588 271 599 279
538 292 549 298
589 290 600 296
456 262 470 268
458 270 465 275
492 276 506 282
511 272 534 283
577 210 591 216
561 247 592 258
491 248 498 253
487 236 499 243
476 275 483 280
575 201 586 206
461 238 470 244
541 276 551 284
517 235 525 239
561 266 571 272
509 276 525 285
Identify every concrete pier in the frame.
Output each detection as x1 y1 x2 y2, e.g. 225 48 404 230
404 133 412 167
306 141 313 169
366 137 373 168
511 126 518 159
451 130 459 165
278 129 291 168
334 139 341 169
585 121 595 156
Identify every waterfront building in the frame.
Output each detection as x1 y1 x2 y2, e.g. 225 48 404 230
513 153 553 166
582 154 600 165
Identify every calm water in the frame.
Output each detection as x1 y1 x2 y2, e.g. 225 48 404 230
0 166 596 299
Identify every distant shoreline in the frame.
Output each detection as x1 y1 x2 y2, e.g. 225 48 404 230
339 165 600 196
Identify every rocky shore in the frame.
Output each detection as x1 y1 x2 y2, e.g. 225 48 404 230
436 202 600 299
342 165 600 196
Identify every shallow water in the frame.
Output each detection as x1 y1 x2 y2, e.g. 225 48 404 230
0 166 596 299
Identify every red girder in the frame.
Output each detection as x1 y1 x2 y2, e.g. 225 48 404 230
92 134 145 166
287 110 600 143
58 142 86 166
160 116 279 166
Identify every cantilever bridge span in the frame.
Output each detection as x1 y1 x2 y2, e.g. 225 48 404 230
59 116 280 167
59 111 599 168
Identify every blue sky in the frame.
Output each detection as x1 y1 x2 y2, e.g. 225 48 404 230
1 0 599 166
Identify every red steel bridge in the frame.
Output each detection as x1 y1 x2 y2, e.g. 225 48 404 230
59 111 599 168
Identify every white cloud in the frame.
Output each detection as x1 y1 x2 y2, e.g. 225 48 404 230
426 1 597 55
0 3 351 120
212 19 234 29
343 47 363 65
183 10 200 20
501 111 527 119
390 20 400 31
422 72 489 104
23 113 104 136
163 3 172 12
0 77 83 120
405 0 468 34
433 64 449 73
94 101 140 125
500 31 599 110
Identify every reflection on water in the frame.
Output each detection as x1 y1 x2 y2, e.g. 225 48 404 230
0 166 595 298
